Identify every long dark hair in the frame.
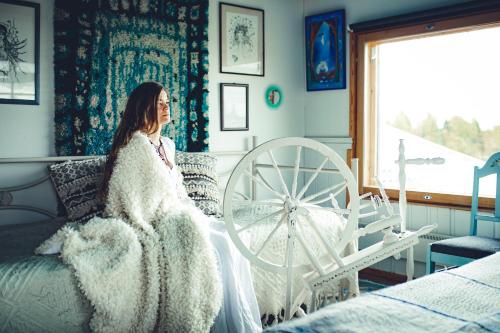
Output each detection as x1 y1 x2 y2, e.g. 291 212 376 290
100 81 166 199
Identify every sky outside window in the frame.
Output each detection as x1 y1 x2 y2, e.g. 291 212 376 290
375 26 500 197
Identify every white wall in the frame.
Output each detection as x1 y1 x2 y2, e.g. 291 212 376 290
0 0 54 158
208 0 305 152
303 0 469 137
0 0 305 158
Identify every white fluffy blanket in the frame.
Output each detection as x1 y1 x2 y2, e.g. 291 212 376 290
37 131 222 333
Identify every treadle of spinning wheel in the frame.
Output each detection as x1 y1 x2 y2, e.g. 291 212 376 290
308 232 420 289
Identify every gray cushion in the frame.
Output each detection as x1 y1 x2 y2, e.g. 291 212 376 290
48 157 107 223
49 153 222 222
431 235 500 259
175 152 222 217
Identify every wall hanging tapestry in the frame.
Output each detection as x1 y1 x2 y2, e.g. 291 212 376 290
54 0 209 155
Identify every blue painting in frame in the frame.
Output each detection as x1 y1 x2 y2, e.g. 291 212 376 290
305 9 346 91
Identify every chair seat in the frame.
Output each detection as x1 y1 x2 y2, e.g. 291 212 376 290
431 236 500 259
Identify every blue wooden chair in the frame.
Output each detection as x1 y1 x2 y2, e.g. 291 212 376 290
426 152 500 274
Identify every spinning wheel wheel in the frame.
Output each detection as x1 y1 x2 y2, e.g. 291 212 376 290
223 137 360 319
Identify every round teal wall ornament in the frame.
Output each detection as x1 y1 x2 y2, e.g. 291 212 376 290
265 85 283 109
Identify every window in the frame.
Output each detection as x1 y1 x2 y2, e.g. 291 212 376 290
350 5 500 210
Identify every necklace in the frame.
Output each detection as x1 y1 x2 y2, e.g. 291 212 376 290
150 140 173 169
150 139 162 151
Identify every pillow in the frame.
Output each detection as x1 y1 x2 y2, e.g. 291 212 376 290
175 152 222 217
48 157 107 223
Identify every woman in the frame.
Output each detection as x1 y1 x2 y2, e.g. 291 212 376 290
101 81 262 333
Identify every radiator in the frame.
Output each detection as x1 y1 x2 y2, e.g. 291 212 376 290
406 231 452 263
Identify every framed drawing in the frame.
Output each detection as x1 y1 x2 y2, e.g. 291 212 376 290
219 2 264 76
220 83 248 131
305 9 346 91
0 0 39 104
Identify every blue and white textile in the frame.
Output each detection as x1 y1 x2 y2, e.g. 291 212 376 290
265 253 500 333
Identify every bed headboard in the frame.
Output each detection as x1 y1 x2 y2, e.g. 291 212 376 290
0 137 257 227
0 136 356 227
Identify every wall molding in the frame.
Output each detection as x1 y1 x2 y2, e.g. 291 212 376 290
306 136 353 152
306 136 352 144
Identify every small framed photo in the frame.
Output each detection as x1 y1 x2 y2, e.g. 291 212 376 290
305 9 346 91
220 83 249 131
219 2 264 76
0 0 40 104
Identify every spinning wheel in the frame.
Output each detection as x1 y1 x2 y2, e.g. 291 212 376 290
223 137 360 319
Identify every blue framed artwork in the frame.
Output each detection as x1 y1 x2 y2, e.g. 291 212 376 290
305 9 346 91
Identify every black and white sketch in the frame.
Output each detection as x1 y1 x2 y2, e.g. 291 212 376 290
0 20 26 78
227 14 256 66
0 0 39 105
220 3 264 76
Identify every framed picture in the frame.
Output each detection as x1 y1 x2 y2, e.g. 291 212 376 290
305 9 346 91
220 83 248 131
219 2 264 76
0 0 39 104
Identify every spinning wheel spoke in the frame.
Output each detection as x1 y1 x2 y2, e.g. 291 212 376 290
233 192 250 201
309 182 348 205
330 182 349 199
255 169 275 193
254 214 286 257
296 157 329 200
291 146 302 198
305 205 351 216
302 181 347 204
308 195 333 206
283 232 295 268
295 223 326 275
243 170 284 200
234 200 284 207
282 232 290 268
267 150 291 197
304 214 344 267
237 209 285 233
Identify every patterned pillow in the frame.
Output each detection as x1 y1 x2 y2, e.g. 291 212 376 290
48 157 107 223
175 152 222 217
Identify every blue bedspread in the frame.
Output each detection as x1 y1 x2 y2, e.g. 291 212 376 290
265 253 500 333
0 222 91 333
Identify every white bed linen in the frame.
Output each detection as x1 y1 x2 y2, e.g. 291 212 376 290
209 219 262 333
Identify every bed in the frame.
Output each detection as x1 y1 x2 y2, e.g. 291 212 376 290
0 139 351 332
264 252 500 333
0 209 344 333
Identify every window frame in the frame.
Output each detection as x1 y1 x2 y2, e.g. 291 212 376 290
349 3 500 211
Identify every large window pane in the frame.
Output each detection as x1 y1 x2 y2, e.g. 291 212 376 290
373 26 500 197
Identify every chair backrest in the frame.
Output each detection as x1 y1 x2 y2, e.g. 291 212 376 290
470 152 500 236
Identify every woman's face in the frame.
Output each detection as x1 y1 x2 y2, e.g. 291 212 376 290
157 89 170 125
